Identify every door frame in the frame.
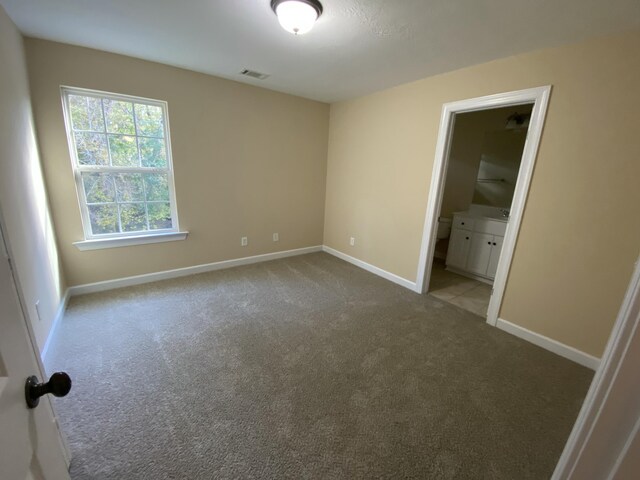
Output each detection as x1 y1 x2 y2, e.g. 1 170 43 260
415 86 551 327
552 256 640 478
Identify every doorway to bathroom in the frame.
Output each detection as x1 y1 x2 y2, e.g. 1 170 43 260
429 104 532 316
415 87 551 325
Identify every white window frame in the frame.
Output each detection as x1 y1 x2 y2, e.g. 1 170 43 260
61 86 187 250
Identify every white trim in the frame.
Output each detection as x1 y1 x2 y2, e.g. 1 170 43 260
552 258 640 479
68 246 323 295
74 231 188 250
40 289 70 360
608 414 640 480
414 86 552 332
495 317 599 370
322 246 419 292
320 242 601 371
60 86 181 241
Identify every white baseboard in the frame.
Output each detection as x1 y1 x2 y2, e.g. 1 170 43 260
322 245 419 292
496 318 600 370
320 249 598 370
41 288 70 360
68 246 323 296
56 247 600 374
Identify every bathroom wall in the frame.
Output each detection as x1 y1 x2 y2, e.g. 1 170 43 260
471 128 528 209
440 105 531 218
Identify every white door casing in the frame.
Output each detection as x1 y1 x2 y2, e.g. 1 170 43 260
415 85 552 328
0 222 70 480
552 257 640 479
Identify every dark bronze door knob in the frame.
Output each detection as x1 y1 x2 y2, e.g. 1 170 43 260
25 372 72 409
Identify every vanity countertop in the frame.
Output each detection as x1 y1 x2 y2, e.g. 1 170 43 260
453 211 509 223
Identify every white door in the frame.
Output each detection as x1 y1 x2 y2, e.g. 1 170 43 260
466 233 493 276
486 235 504 279
0 225 70 480
446 228 472 269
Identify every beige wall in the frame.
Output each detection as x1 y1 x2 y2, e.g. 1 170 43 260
19 30 640 357
0 8 66 351
324 31 640 357
25 39 329 287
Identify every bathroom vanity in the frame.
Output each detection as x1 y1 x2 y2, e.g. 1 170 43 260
446 211 508 283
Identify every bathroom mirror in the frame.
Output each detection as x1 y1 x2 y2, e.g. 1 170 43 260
471 128 528 209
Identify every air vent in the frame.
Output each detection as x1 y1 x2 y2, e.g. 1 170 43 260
240 69 270 80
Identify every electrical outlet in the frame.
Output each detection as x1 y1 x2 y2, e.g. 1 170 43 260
349 237 355 246
35 300 42 322
273 233 279 242
241 236 248 247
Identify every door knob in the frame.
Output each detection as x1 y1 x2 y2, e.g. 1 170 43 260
25 372 72 409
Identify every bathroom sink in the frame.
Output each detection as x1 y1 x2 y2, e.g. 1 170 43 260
454 211 509 222
461 206 510 220
483 211 510 220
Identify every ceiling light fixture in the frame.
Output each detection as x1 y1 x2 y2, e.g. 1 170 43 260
505 112 531 130
270 0 323 35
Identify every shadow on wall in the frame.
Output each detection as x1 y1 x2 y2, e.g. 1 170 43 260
0 8 66 354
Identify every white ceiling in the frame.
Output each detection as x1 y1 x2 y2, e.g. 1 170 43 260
2 0 639 103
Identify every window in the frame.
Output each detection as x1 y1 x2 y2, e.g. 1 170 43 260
61 87 185 249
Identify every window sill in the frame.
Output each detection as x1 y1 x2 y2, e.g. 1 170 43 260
74 231 188 251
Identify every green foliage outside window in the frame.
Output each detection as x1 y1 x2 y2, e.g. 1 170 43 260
67 92 174 236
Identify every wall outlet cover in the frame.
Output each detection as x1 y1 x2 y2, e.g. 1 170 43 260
241 237 248 246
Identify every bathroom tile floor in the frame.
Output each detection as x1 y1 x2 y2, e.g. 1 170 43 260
428 259 492 317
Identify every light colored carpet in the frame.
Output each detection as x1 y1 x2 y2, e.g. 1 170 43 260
45 252 592 479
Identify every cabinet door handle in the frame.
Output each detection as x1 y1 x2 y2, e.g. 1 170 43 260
461 222 465 225
493 242 497 246
487 241 491 245
465 237 469 240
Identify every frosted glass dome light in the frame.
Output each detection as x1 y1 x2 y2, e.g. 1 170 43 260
271 0 323 35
